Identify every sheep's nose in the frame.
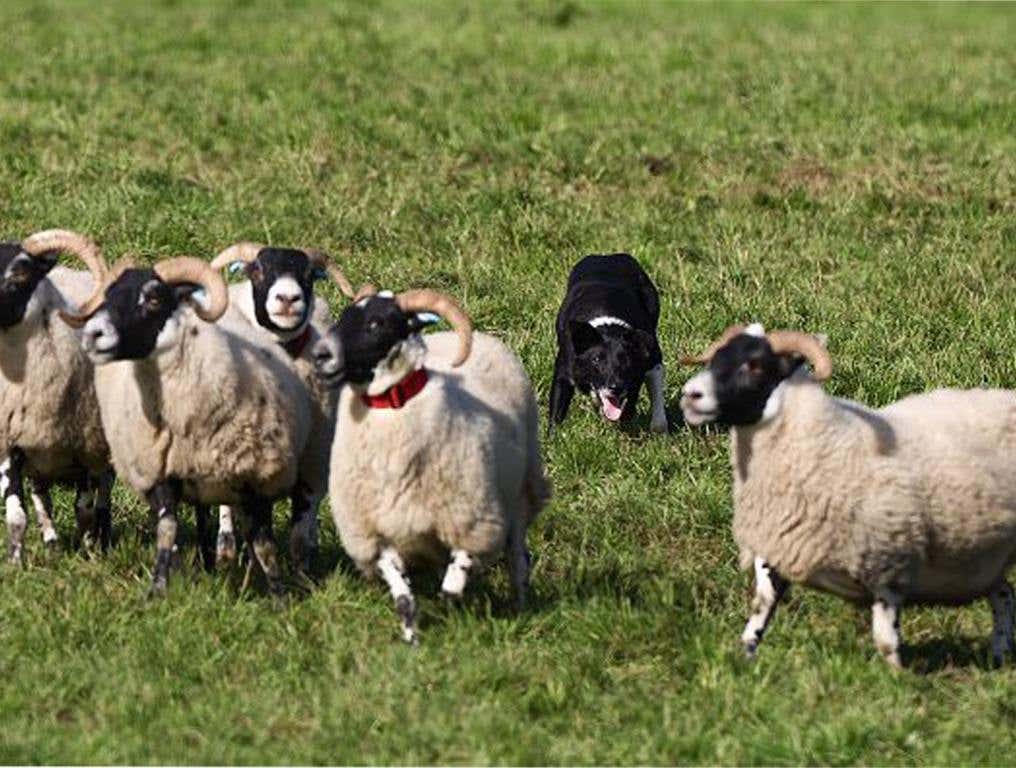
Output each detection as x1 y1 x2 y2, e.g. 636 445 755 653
277 292 302 308
683 385 703 401
85 326 105 345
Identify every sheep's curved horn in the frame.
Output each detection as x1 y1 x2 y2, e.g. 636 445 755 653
767 330 832 381
154 257 229 323
354 283 379 302
395 289 473 367
30 230 111 329
58 259 138 329
209 242 265 271
679 324 747 365
22 229 107 282
304 249 356 299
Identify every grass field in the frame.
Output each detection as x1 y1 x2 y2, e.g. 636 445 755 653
1 0 1015 763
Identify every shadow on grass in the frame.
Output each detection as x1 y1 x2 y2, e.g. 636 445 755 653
905 637 1000 675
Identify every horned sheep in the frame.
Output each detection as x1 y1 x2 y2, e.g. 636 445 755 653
313 287 550 643
208 242 354 576
0 230 114 562
62 254 314 596
680 323 1016 668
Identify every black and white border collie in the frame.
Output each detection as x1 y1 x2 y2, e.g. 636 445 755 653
549 253 667 433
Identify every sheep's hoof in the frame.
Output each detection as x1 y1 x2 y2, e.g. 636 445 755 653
216 532 237 568
6 546 23 567
742 640 759 661
440 588 464 604
147 578 168 600
650 418 669 434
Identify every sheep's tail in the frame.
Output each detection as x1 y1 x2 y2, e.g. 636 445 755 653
523 393 551 525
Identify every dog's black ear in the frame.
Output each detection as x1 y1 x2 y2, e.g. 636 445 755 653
569 321 602 355
630 328 656 364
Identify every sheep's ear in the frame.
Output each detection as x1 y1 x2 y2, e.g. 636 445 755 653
407 312 440 333
570 321 602 355
173 282 202 305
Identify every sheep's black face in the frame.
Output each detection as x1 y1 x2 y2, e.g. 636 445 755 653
314 297 430 388
0 243 56 330
80 269 194 363
245 248 319 337
569 321 656 422
681 334 801 427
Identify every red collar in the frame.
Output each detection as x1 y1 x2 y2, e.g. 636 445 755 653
282 326 312 359
361 368 429 409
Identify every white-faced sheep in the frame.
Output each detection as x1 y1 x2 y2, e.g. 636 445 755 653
313 287 550 643
207 242 355 576
61 255 313 596
680 323 1016 668
0 229 115 562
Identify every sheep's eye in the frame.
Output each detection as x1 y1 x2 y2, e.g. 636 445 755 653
8 266 31 284
745 359 763 375
145 295 162 311
367 318 381 332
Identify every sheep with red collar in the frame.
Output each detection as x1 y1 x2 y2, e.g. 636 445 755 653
314 287 550 644
680 323 1016 669
208 243 354 576
0 230 115 561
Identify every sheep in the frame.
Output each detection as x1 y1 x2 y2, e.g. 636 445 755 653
0 229 115 562
679 323 1016 668
60 254 314 596
207 242 355 576
313 287 550 643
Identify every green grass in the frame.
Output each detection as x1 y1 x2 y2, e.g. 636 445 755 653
1 0 1015 763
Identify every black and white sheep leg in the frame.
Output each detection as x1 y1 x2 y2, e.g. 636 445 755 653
289 487 320 578
73 476 97 549
440 549 473 601
146 483 179 597
507 523 531 612
245 497 286 599
92 470 114 551
216 505 237 566
377 547 418 645
29 479 59 550
646 363 669 434
193 504 215 572
872 588 904 669
989 580 1015 667
3 453 27 565
741 557 788 659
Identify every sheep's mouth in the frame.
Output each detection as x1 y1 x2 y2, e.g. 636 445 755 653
268 308 306 330
680 397 717 426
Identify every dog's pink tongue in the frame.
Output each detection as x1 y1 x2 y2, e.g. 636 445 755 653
600 394 623 422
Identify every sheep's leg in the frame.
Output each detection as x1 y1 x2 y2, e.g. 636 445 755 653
289 485 320 578
73 476 97 549
245 497 285 599
742 557 788 659
440 549 474 601
29 479 59 549
645 363 669 433
3 453 27 565
872 588 904 669
989 580 1015 667
194 505 215 572
92 470 114 552
216 505 237 566
507 521 531 612
146 482 179 597
377 547 417 645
